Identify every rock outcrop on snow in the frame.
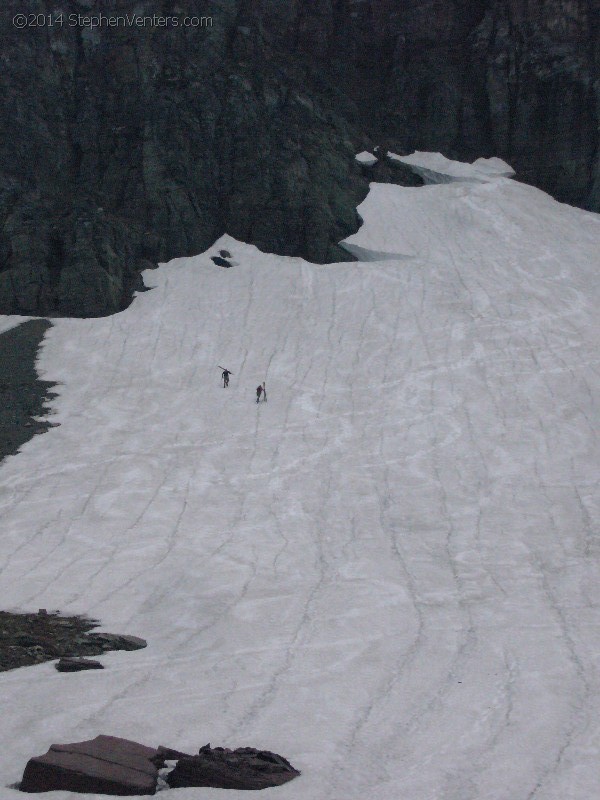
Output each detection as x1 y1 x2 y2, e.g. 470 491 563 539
55 658 104 672
166 743 301 790
19 738 300 794
19 736 160 795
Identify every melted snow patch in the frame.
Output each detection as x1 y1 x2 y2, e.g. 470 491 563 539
355 151 378 166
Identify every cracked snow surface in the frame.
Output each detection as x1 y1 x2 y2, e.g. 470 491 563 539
1 174 599 799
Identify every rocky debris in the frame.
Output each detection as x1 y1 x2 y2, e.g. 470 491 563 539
219 249 232 259
0 611 146 672
19 735 160 795
166 743 301 790
55 658 104 672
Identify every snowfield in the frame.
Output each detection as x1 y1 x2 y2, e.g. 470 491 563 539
1 165 599 799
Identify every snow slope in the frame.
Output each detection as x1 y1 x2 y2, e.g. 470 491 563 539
0 170 599 799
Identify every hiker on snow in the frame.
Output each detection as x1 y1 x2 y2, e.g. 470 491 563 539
256 382 267 403
221 368 232 388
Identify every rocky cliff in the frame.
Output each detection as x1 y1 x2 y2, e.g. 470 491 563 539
1 0 597 316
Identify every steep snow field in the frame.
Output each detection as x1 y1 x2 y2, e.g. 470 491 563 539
1 168 599 799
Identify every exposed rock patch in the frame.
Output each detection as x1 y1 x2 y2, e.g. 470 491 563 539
0 611 146 672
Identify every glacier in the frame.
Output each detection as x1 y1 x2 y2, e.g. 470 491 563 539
0 161 599 799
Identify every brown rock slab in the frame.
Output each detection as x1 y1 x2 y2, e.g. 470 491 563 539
152 745 193 767
166 743 300 790
20 735 159 795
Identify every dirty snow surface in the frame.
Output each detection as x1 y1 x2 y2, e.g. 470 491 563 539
1 169 600 800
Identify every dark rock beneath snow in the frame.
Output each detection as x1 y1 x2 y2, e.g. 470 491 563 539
166 743 300 790
19 735 160 795
219 249 232 258
55 657 104 672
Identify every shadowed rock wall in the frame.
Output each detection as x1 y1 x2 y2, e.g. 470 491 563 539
0 0 597 316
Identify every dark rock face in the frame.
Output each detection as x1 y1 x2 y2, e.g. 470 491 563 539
19 735 160 795
0 320 57 461
166 744 300 790
1 0 597 317
0 0 364 317
377 1 600 208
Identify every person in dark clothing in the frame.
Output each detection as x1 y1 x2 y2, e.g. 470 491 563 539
256 384 262 403
221 368 232 387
